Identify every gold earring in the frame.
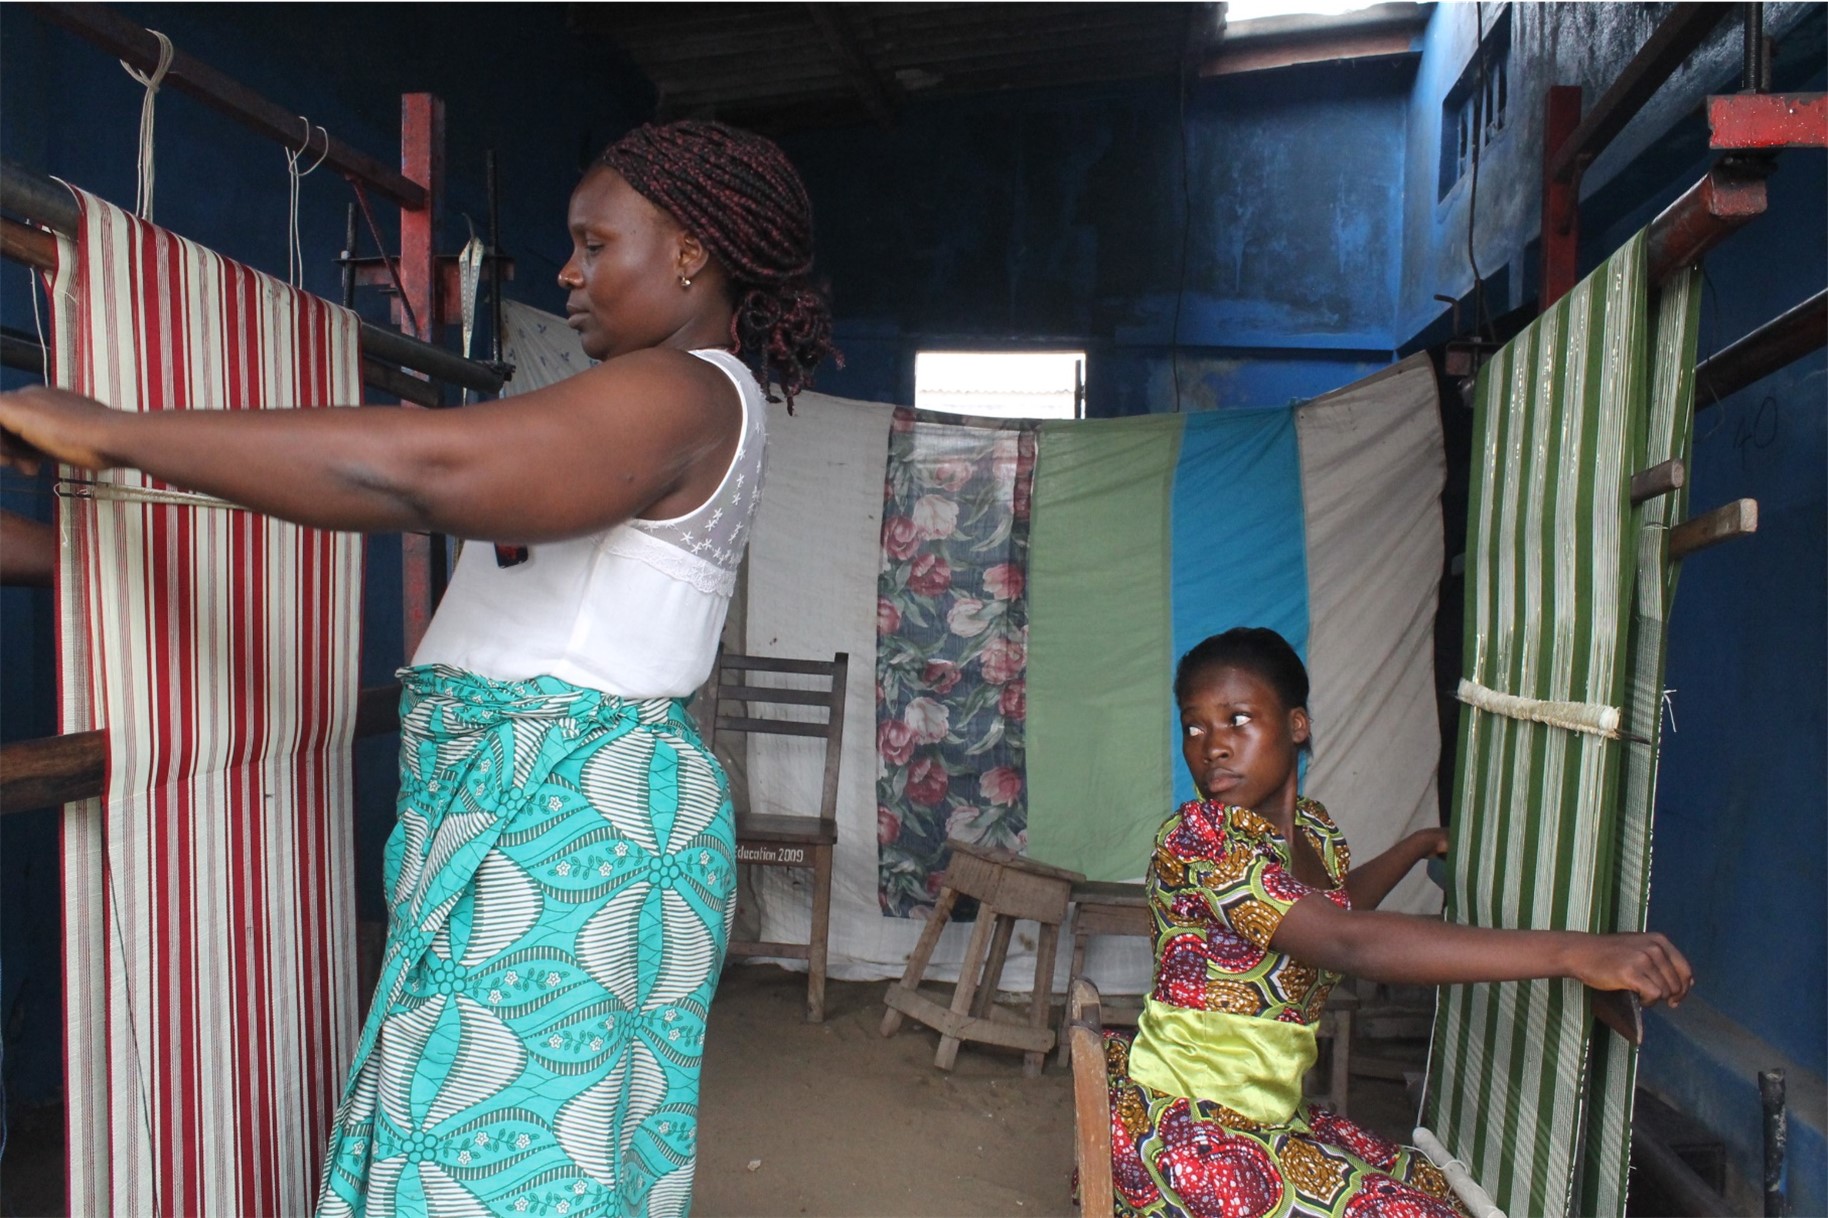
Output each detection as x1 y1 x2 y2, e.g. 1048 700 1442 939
679 274 692 288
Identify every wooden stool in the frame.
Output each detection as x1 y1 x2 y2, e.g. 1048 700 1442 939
880 841 1083 1076
1055 877 1359 1113
1056 879 1150 1065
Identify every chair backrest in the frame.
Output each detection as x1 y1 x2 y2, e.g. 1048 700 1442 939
1067 977 1114 1217
700 652 849 825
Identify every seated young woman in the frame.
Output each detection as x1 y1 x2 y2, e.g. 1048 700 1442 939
1102 627 1693 1218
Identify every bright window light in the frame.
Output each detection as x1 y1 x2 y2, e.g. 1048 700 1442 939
1226 0 1384 21
914 351 1084 420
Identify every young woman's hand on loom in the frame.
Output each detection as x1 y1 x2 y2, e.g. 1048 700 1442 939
1409 827 1448 858
0 385 119 475
1566 931 1694 1008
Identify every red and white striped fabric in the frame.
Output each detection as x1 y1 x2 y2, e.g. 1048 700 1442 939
47 186 363 1218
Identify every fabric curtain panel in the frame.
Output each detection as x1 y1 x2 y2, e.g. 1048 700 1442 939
740 357 1444 990
875 409 1038 917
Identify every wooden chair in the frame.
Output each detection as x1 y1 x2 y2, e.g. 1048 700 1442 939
700 651 849 1022
1066 978 1114 1217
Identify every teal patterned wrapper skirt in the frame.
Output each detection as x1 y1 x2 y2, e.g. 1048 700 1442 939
318 665 736 1218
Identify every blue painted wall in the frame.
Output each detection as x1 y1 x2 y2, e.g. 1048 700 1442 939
0 1 651 1114
784 59 1412 414
2 4 1823 1209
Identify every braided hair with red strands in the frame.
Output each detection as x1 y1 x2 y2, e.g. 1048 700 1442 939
598 120 839 411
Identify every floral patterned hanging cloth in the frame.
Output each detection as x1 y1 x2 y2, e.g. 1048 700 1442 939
875 408 1039 916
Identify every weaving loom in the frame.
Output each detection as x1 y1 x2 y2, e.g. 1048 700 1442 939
1419 231 1703 1218
49 187 364 1217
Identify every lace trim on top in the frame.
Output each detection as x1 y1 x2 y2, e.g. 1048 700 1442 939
600 526 737 597
626 350 766 575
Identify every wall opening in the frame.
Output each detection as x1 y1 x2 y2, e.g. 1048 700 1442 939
1436 7 1513 200
914 350 1086 419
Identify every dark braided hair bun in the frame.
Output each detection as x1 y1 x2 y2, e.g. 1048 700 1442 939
598 120 839 409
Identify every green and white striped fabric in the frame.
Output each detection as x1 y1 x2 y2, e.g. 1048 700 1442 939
1576 264 1703 1217
1424 232 1702 1218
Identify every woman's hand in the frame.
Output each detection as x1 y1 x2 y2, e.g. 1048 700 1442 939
1410 827 1448 858
1565 931 1694 1008
0 385 120 475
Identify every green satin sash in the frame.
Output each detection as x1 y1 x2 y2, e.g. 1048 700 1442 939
1127 996 1317 1126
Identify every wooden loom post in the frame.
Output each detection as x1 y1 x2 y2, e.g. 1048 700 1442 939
399 92 446 659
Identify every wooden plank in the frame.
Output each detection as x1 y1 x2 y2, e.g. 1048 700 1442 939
717 715 827 739
1074 902 1152 938
718 654 837 674
713 684 833 707
725 939 812 961
1070 1022 1115 1216
1630 458 1686 505
735 841 822 866
3 683 397 817
1592 989 1644 1046
0 215 56 271
0 728 106 812
1546 3 1725 185
1670 498 1758 560
882 984 1055 1052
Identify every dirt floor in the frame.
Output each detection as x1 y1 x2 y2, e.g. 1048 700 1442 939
696 964 1421 1218
0 964 1423 1218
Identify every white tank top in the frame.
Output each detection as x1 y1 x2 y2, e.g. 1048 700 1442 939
411 347 766 698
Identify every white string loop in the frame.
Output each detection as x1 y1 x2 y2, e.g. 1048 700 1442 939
284 118 330 287
120 29 175 221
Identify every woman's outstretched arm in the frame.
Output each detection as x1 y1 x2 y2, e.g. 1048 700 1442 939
1271 889 1694 1008
0 346 739 543
1343 827 1446 910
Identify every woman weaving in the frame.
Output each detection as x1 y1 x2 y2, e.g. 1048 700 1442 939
0 121 833 1218
1102 627 1693 1218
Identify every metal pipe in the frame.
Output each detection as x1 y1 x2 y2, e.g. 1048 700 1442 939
29 3 425 211
486 148 503 367
0 160 504 394
1645 162 1769 283
1696 288 1828 408
1762 1068 1787 1217
1744 2 1769 94
1 326 46 376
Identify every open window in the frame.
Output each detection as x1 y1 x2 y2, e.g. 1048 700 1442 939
913 350 1086 420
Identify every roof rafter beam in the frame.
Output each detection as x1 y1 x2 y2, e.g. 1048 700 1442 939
806 4 897 130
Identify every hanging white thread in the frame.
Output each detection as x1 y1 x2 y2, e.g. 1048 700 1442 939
284 119 330 287
1661 687 1678 734
120 30 175 221
456 227 486 403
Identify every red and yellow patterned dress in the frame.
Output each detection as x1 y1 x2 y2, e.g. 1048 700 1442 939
1104 798 1463 1218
